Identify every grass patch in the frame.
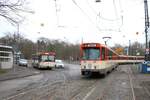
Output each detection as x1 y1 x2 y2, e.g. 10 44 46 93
0 69 7 74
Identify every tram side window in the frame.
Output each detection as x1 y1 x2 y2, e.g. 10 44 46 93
102 47 105 60
108 51 113 60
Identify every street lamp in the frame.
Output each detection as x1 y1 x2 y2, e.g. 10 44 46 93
17 23 19 34
102 36 111 45
40 23 44 27
95 0 101 2
129 40 131 55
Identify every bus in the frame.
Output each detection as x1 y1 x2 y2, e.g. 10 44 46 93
32 52 56 69
0 45 13 69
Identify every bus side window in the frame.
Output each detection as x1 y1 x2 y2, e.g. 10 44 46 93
102 47 105 60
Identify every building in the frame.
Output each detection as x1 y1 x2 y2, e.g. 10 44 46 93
0 45 13 69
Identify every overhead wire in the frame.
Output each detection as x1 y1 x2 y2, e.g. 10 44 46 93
85 0 122 32
100 0 123 30
111 0 124 31
54 0 60 27
72 0 102 31
54 0 123 32
86 0 120 21
113 0 122 30
86 0 97 15
118 0 124 29
113 0 118 19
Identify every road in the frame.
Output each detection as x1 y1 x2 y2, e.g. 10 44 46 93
0 63 150 100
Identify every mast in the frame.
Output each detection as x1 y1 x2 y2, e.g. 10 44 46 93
144 0 150 61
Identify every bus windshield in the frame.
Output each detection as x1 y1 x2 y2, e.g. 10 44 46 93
82 48 100 60
41 55 55 62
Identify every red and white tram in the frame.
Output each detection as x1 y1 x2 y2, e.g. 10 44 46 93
80 43 144 76
32 52 56 69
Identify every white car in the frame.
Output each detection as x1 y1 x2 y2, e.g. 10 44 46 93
55 59 64 68
18 59 28 67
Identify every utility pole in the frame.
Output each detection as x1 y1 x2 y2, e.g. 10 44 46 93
144 0 150 61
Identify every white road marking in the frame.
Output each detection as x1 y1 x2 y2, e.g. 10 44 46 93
83 87 96 100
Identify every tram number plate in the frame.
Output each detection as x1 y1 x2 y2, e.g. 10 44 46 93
88 64 92 69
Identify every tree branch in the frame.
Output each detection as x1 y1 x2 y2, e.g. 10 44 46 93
0 0 33 25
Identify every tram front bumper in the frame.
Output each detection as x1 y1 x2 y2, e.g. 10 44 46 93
81 69 106 75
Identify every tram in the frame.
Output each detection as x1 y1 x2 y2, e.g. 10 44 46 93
32 52 56 69
80 43 144 76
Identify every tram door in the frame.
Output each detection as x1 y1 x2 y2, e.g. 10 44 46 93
101 47 106 60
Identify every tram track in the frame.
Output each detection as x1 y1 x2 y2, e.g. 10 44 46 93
3 64 150 100
4 69 101 100
66 70 118 100
4 80 64 100
129 64 150 99
95 65 138 100
127 66 136 100
64 69 119 100
96 70 119 100
70 79 100 100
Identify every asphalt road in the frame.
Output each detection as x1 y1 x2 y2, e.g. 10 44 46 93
0 63 81 100
0 63 150 100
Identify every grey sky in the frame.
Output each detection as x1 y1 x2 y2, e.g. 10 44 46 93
0 0 147 46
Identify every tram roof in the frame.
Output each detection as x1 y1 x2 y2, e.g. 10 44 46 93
81 42 119 56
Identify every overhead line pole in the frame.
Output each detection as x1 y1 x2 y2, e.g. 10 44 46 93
144 0 150 61
144 0 149 49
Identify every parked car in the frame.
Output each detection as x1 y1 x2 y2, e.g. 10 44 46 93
55 59 64 68
18 59 28 67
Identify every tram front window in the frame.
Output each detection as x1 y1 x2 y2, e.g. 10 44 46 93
82 48 100 60
41 55 55 62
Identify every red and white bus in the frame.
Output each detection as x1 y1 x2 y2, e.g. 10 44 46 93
32 52 56 69
80 43 144 76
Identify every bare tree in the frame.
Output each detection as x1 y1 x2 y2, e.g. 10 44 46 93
0 0 33 25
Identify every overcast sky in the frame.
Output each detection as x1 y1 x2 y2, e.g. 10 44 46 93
0 0 147 46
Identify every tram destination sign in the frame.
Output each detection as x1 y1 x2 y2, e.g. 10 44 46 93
83 43 97 47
